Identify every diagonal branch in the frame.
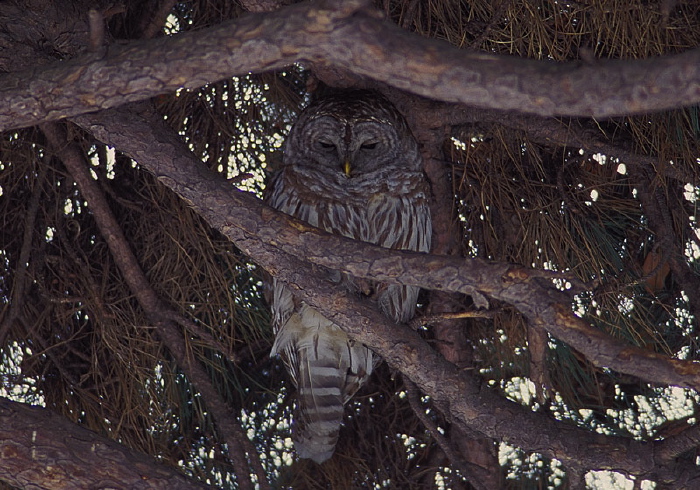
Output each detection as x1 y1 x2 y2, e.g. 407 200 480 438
40 121 267 490
3 0 700 132
74 105 700 393
223 222 693 484
72 104 700 482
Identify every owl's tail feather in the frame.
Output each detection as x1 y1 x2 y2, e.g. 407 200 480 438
293 353 346 464
272 306 373 464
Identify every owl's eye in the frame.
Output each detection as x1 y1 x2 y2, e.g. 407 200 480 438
360 142 377 150
318 141 335 150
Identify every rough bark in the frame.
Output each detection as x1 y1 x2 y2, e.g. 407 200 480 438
2 0 700 132
73 105 700 393
0 397 209 489
72 104 699 485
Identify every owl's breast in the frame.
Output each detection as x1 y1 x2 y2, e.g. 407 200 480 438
267 166 429 247
266 168 367 240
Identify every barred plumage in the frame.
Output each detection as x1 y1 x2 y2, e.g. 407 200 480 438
266 90 431 463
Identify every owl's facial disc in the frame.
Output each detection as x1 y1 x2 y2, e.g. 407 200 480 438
343 137 381 177
303 117 397 178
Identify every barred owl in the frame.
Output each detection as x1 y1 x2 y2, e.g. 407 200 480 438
266 90 431 463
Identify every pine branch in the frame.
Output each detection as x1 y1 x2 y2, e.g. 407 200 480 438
0 397 210 488
73 104 698 484
73 105 700 393
2 0 700 131
236 219 691 485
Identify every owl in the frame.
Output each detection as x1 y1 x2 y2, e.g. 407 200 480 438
266 90 431 463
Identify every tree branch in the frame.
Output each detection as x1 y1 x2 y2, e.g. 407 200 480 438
3 0 700 132
73 105 700 393
0 397 210 488
223 223 692 485
40 121 267 490
73 105 698 483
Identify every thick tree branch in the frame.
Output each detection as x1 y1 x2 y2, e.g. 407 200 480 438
0 397 209 489
40 122 267 490
72 105 699 483
3 0 700 132
74 105 700 394
225 226 694 485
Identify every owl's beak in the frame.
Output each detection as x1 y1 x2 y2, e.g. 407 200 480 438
343 159 352 177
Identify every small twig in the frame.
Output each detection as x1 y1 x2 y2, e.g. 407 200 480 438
409 310 494 329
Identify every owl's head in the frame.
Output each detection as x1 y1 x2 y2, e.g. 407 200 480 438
284 90 421 178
